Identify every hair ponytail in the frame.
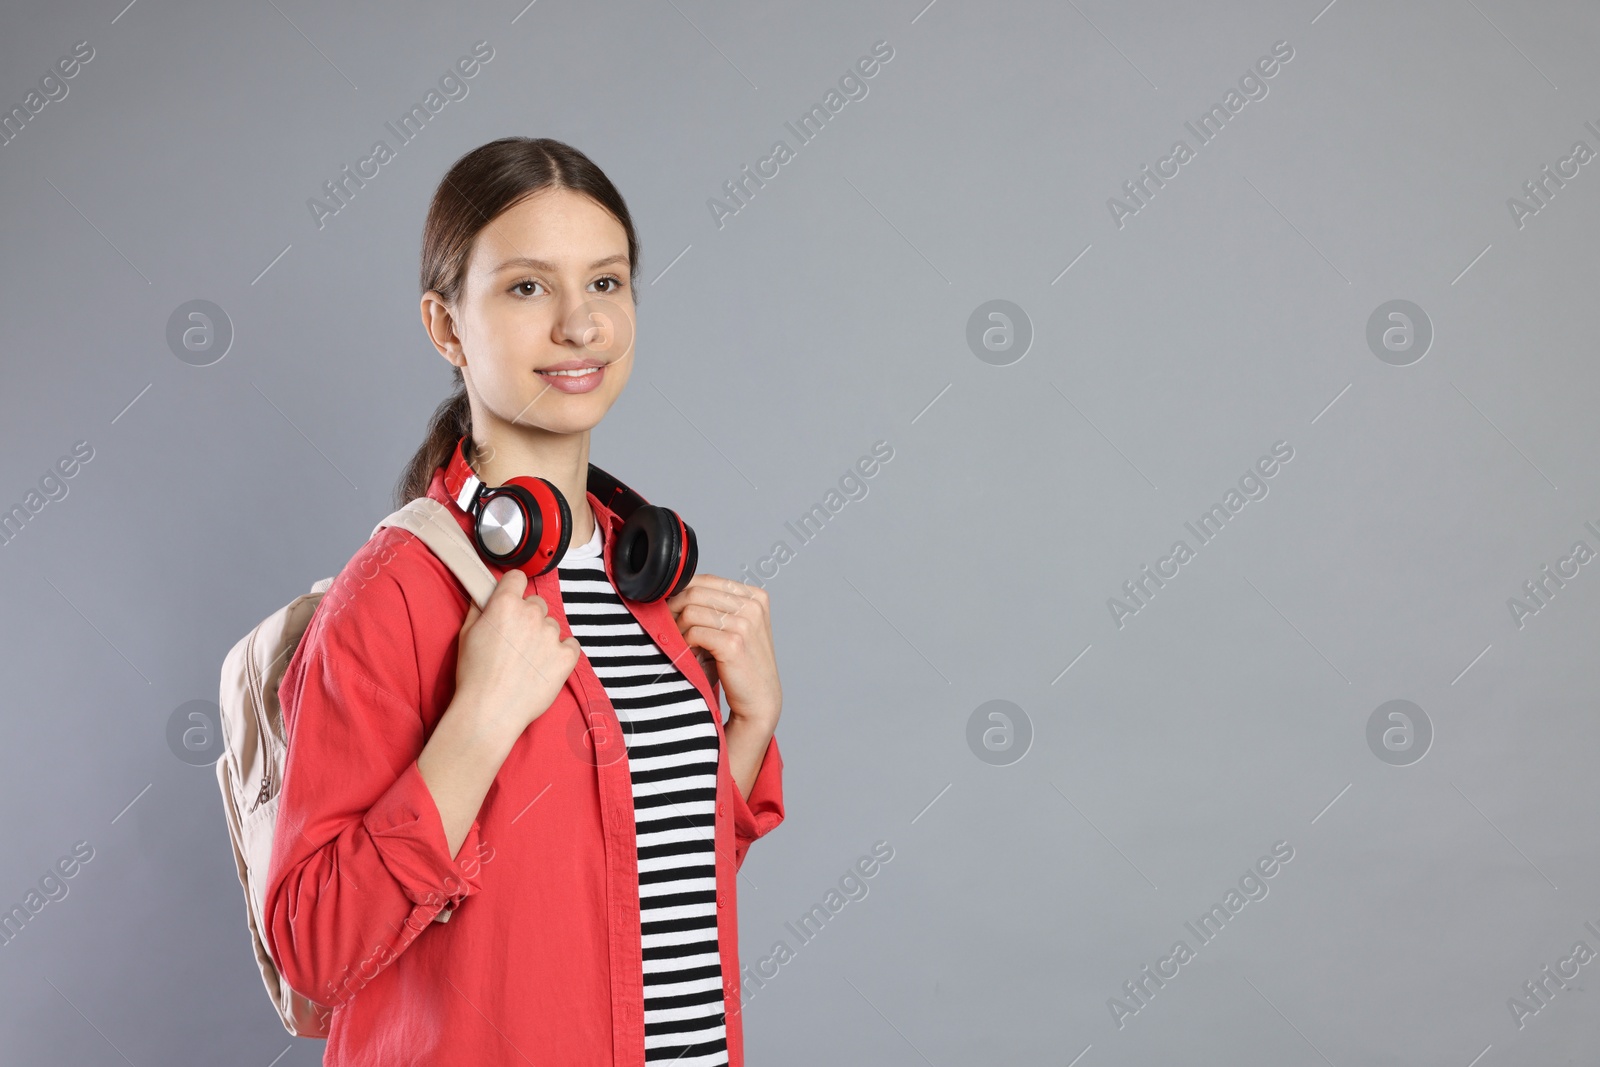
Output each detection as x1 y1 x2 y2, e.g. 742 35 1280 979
392 136 641 507
393 369 471 508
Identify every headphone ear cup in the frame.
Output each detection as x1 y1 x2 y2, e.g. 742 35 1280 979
673 518 698 599
474 477 572 575
613 504 696 602
544 479 573 572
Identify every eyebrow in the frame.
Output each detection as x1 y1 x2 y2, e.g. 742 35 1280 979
493 254 630 274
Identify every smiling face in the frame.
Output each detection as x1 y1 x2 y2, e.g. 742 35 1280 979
425 186 636 445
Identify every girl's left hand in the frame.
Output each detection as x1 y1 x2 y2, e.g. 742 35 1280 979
667 574 781 728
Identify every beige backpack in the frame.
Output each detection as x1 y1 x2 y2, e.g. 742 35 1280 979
215 497 496 1036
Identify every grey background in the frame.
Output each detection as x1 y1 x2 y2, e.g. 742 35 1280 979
2 0 1597 1063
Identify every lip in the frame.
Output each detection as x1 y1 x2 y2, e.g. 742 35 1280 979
539 358 607 371
535 360 606 394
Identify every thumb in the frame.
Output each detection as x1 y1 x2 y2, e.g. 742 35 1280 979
692 645 719 686
464 568 525 633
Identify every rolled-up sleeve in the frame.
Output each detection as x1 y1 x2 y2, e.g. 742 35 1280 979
363 758 486 910
263 604 485 1006
730 732 784 871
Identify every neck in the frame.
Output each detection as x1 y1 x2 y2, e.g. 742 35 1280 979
469 424 595 547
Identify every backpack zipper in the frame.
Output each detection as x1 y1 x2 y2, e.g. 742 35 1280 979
242 625 277 807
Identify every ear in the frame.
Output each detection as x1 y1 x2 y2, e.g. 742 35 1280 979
421 289 466 365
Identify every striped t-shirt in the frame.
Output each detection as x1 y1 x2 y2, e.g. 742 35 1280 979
557 519 729 1066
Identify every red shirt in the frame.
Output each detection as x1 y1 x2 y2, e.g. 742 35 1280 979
263 468 785 1065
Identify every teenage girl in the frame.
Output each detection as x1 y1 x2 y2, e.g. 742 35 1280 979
262 136 786 1067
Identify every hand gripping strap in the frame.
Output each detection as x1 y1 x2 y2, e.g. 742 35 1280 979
372 498 498 610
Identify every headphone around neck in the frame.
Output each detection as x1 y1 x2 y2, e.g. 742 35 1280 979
442 435 698 603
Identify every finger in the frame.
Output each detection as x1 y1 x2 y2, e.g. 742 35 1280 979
706 573 759 595
467 605 560 686
670 577 765 633
682 624 741 658
665 585 694 615
672 587 758 622
494 568 529 598
483 570 529 619
679 602 755 633
691 648 719 689
670 572 736 601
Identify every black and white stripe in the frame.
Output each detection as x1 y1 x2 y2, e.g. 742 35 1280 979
558 527 728 1066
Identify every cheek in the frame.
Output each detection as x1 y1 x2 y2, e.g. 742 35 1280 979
602 311 638 375
474 356 524 403
463 311 527 379
607 355 633 393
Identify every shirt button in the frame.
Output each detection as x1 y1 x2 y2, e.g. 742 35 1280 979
717 803 726 818
717 893 726 908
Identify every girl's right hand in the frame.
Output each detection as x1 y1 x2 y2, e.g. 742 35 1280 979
453 568 581 739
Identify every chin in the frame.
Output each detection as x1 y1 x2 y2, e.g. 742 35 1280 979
546 401 616 433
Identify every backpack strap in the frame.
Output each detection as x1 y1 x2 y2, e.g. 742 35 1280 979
372 497 497 610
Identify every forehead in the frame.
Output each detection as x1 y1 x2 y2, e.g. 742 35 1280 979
468 188 629 275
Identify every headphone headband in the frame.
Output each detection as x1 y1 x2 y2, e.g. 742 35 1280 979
584 462 647 523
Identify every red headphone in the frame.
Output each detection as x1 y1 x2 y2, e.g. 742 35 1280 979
442 435 698 603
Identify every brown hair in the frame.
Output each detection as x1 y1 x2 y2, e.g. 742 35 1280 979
394 136 641 507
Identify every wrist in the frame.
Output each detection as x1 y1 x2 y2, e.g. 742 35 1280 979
439 689 522 759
